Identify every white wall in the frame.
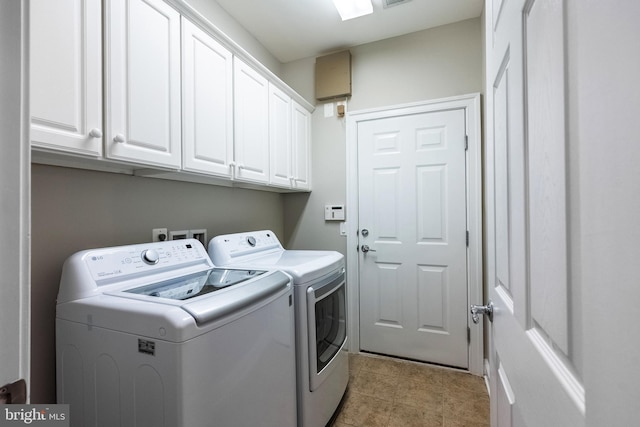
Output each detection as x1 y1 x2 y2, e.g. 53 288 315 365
281 18 483 253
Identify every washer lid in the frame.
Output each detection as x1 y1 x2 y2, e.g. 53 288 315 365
105 267 290 327
57 269 292 342
124 268 266 300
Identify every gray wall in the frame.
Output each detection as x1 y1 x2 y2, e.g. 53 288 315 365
281 18 483 255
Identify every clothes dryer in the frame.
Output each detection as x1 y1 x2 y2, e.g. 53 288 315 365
209 230 348 427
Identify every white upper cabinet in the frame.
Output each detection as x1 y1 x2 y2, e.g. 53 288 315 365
181 18 234 177
233 57 270 184
31 0 103 156
30 0 312 191
291 100 311 190
105 0 182 169
268 84 312 191
269 83 293 188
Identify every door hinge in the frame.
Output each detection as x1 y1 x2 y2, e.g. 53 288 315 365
464 135 468 151
466 230 469 247
467 326 471 343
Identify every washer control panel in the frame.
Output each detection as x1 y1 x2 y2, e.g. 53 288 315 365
141 249 160 265
84 239 210 284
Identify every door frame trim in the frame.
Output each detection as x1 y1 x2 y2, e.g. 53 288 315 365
345 93 483 375
0 0 31 394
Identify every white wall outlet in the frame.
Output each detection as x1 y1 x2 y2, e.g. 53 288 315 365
169 230 189 240
152 228 168 242
189 229 207 246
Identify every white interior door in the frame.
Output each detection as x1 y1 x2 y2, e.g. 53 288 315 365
484 0 584 425
358 107 469 368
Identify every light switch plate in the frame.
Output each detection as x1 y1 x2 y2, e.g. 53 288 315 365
324 103 334 118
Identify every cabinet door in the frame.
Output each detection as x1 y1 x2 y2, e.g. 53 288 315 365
269 83 292 188
31 0 103 156
105 0 181 169
182 18 233 177
233 58 269 183
291 101 311 190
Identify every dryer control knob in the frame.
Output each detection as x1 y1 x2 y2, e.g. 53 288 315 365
141 249 160 265
247 236 257 247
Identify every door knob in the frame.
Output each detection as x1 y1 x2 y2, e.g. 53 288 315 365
361 245 376 253
470 300 494 323
113 133 126 143
89 128 102 138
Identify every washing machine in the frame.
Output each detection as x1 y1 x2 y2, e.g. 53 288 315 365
56 239 297 427
208 230 348 427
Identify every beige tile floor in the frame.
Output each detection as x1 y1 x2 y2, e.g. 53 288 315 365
330 353 489 427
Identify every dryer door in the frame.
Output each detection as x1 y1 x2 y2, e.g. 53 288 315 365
307 269 347 391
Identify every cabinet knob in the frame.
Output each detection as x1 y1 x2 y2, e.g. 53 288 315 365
113 134 126 143
89 128 102 138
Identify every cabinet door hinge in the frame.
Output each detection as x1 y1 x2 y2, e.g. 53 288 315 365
467 326 471 343
464 135 469 151
466 230 469 247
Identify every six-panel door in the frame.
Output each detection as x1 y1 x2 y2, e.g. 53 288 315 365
358 108 469 368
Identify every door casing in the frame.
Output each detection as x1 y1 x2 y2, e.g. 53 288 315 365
345 93 483 375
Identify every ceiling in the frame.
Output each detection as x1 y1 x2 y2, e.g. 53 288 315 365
213 0 484 63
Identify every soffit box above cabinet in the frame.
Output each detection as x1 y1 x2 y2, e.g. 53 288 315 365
315 50 351 101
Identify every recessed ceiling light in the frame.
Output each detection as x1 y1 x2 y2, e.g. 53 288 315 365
332 0 373 21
